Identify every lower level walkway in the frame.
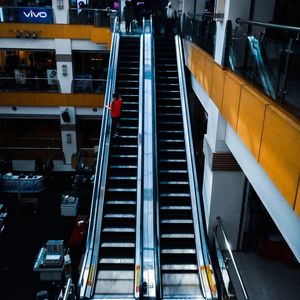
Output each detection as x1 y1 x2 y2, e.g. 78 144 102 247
0 172 92 300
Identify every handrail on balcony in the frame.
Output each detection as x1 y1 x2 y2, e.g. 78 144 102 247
236 17 300 33
215 216 249 299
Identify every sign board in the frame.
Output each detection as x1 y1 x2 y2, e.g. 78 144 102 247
17 7 53 24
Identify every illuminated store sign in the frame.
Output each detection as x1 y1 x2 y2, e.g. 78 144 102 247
17 7 53 23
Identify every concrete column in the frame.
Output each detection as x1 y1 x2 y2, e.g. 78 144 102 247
60 106 77 165
214 0 251 64
202 100 246 250
55 39 73 93
52 0 69 24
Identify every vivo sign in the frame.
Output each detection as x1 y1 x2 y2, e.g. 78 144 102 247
23 10 48 18
18 8 53 23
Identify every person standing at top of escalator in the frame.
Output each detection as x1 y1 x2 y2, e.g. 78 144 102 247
165 1 176 36
123 0 134 33
106 93 122 137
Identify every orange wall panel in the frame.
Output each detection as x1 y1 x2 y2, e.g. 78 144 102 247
237 86 270 160
0 24 112 46
211 63 225 110
259 105 300 208
221 72 245 130
203 55 214 97
295 178 300 216
0 93 104 107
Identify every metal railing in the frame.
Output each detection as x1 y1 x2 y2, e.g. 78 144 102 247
72 78 106 93
181 12 216 56
175 34 217 299
228 18 300 118
57 278 75 300
0 76 60 92
0 6 53 23
69 8 117 29
78 16 119 298
214 216 248 299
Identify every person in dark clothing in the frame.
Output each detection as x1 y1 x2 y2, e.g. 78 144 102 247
106 93 122 137
123 1 133 33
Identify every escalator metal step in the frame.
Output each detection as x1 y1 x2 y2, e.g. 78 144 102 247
106 188 137 192
160 219 193 224
104 214 135 218
161 249 196 254
159 159 186 163
102 228 135 233
161 234 194 238
101 242 135 248
160 206 192 211
159 193 190 197
106 200 136 205
161 265 198 271
99 258 135 264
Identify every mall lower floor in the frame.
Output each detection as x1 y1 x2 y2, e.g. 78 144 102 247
0 172 299 300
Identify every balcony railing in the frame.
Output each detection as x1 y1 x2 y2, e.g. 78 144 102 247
0 6 53 23
69 8 118 29
72 78 106 93
181 13 216 57
227 18 300 118
0 76 59 92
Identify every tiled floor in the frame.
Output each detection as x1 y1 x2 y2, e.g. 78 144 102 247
233 252 300 300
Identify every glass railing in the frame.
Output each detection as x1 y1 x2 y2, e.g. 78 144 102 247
69 8 118 29
72 78 106 93
228 18 300 118
0 6 53 23
0 76 59 92
181 13 216 57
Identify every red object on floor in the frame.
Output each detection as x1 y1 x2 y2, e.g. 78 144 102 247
68 215 89 247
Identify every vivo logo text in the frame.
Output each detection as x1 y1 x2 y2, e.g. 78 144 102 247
23 10 48 18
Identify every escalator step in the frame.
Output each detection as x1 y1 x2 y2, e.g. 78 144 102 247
101 242 135 248
106 200 136 205
160 206 192 211
104 214 135 218
161 265 198 271
102 228 135 233
161 249 196 254
160 219 193 224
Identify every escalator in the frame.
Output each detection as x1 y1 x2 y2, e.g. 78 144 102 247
155 36 216 299
93 36 141 297
79 32 142 299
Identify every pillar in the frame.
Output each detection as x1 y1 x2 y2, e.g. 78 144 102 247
60 106 77 166
55 39 73 93
52 0 69 24
202 100 245 250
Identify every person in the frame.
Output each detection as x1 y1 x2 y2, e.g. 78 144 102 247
106 93 122 137
123 1 133 33
165 1 175 36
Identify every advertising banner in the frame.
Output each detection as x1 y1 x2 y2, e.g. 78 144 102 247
17 7 53 24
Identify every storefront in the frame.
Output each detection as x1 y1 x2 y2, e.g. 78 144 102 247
0 50 58 91
72 51 109 93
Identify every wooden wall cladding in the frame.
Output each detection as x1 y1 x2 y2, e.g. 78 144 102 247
0 92 104 107
259 105 300 208
184 38 300 214
211 63 225 110
0 24 111 47
237 86 270 160
221 72 245 130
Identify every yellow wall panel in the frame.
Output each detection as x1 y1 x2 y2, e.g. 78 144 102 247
295 178 300 216
222 72 246 130
237 86 270 160
0 93 104 107
203 55 214 97
259 105 300 207
211 63 225 110
0 24 112 46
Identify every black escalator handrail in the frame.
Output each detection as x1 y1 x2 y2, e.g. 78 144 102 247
236 17 300 33
215 216 249 299
175 35 217 299
78 17 120 299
